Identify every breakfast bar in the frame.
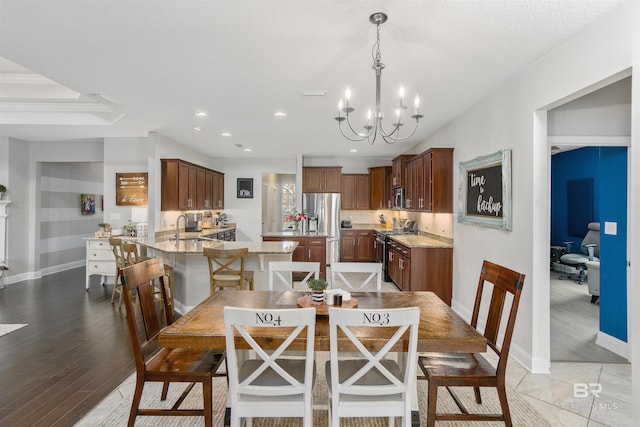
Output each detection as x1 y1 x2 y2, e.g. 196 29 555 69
138 238 298 312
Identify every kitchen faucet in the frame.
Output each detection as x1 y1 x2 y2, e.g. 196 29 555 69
175 214 187 242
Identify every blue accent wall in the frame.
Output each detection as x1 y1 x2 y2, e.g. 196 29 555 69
551 147 628 343
598 147 627 342
551 147 601 251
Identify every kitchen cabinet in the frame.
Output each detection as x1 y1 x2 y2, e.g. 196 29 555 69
161 159 224 211
262 235 326 279
303 167 342 193
369 166 392 209
403 148 453 213
387 239 452 304
341 174 370 210
391 154 412 188
340 230 374 262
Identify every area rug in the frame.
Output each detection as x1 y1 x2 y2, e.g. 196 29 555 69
0 323 28 337
77 353 550 427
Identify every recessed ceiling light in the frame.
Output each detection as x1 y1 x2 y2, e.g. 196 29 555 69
350 149 358 153
221 132 232 137
195 111 208 117
193 126 202 131
243 148 253 152
274 111 287 117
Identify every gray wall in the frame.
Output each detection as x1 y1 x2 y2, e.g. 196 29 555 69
39 162 104 272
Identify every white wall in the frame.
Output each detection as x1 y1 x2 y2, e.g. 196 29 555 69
303 156 391 173
408 0 639 388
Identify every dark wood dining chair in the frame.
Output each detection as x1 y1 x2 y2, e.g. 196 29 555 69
417 260 526 427
120 257 226 427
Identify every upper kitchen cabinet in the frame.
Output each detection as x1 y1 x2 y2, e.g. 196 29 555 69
303 167 342 193
369 166 392 209
341 174 370 210
403 148 453 213
391 154 413 188
161 159 224 211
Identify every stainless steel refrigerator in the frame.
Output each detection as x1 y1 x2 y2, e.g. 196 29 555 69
303 193 341 265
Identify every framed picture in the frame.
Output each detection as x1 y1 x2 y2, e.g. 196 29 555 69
81 193 96 215
458 149 512 231
237 178 253 199
116 172 148 206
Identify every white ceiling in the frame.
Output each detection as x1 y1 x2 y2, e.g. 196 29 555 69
0 0 628 159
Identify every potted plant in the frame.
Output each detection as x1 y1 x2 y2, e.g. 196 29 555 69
0 184 6 200
307 278 328 304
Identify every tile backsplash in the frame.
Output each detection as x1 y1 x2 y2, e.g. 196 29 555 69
340 210 453 238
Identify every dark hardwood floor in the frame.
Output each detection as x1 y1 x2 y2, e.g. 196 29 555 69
0 268 135 426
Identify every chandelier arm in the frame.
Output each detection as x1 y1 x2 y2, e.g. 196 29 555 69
345 113 374 139
338 121 371 142
377 119 403 138
380 119 421 143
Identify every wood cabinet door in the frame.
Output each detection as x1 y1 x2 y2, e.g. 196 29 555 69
341 175 356 210
204 169 214 209
340 231 356 261
369 167 385 209
178 161 190 210
303 168 323 193
430 148 453 213
399 254 411 291
355 174 370 210
195 166 206 209
422 152 432 211
388 245 399 287
323 168 342 192
161 159 179 211
356 231 374 261
213 172 224 209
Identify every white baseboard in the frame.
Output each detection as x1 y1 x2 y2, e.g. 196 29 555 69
596 331 629 359
4 270 42 285
174 300 193 316
41 260 84 277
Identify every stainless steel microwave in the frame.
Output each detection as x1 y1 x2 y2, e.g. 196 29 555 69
392 187 405 209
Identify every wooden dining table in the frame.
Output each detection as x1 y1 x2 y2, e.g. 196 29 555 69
159 289 487 353
159 289 486 426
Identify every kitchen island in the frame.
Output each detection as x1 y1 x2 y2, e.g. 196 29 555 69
262 231 329 279
138 237 298 313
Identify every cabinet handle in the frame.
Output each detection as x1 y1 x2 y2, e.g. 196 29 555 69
389 251 393 261
399 259 404 269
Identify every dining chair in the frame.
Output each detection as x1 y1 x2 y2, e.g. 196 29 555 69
108 237 129 305
120 257 226 427
203 247 254 293
268 261 319 291
330 262 382 291
224 306 316 427
417 260 526 427
326 306 420 427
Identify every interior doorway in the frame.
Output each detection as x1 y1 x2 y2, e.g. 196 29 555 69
547 77 630 363
261 173 295 234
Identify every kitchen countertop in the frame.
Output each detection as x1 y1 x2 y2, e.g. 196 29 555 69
155 225 236 241
340 223 392 232
388 234 453 249
262 231 329 238
137 237 298 255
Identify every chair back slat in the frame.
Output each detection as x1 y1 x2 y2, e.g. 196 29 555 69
471 260 525 370
328 307 419 396
204 247 248 292
268 261 320 290
224 307 316 397
121 258 172 369
330 262 382 291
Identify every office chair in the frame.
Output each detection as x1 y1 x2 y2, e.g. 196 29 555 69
559 222 600 284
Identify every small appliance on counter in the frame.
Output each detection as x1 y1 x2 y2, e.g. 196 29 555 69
378 214 387 225
215 212 228 227
202 211 213 228
184 212 202 232
341 219 352 228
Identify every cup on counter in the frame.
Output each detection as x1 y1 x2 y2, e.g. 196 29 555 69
334 294 343 306
325 292 334 305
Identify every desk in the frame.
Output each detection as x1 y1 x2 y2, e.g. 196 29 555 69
159 290 486 353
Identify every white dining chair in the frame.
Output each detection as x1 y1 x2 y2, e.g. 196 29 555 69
330 262 383 291
268 261 320 291
326 306 420 427
223 306 316 427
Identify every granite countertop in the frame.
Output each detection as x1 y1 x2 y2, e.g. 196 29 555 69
341 223 392 232
262 231 329 238
137 238 298 255
388 234 453 249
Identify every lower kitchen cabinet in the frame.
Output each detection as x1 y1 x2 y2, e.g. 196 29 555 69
262 235 326 279
387 239 452 305
340 230 374 262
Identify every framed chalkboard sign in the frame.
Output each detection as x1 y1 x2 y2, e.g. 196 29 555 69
458 149 512 231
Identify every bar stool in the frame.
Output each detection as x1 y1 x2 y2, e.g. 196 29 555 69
108 237 129 306
124 242 175 311
203 247 254 293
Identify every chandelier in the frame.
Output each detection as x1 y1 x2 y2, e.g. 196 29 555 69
335 12 423 145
